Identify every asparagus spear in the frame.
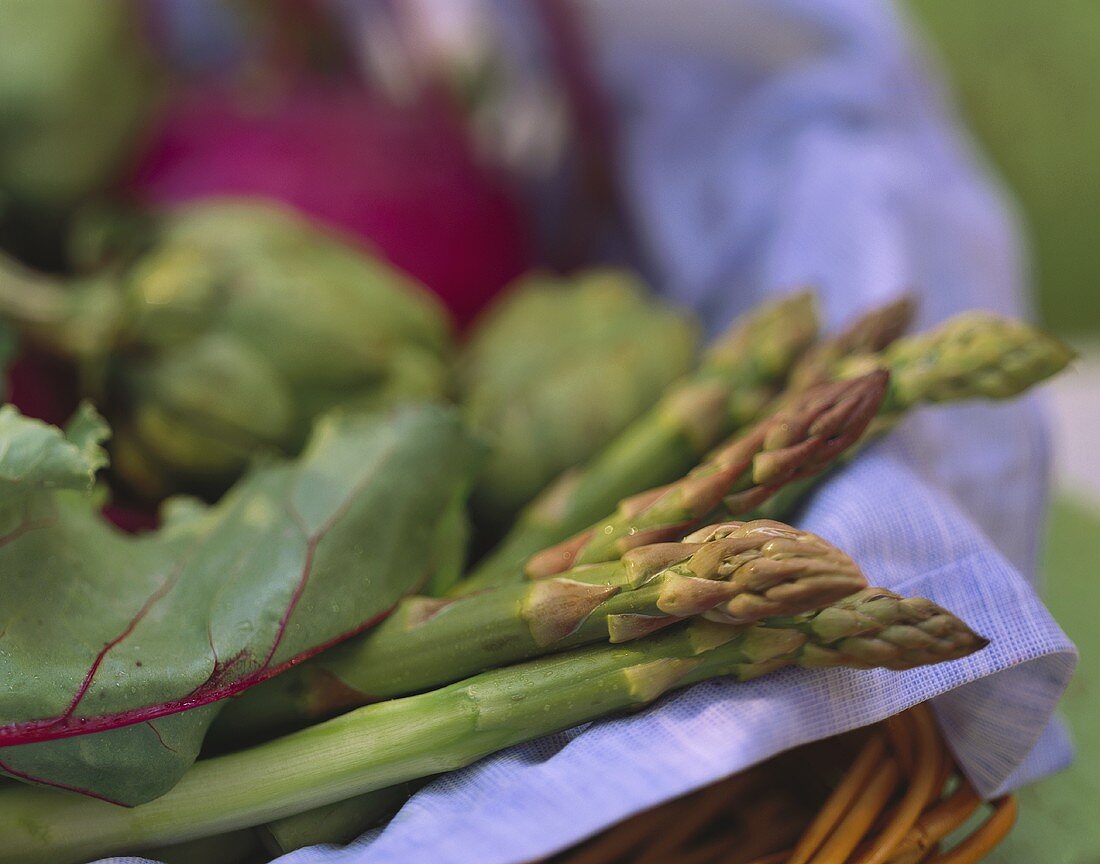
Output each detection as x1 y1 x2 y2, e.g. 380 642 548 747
142 830 262 864
750 312 1076 522
525 371 888 577
844 311 1074 413
210 519 868 742
785 295 917 394
260 782 424 854
0 589 985 864
453 291 819 595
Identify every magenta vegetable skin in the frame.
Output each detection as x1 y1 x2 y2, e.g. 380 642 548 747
130 84 531 326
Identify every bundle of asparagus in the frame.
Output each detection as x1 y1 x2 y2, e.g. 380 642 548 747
233 294 1066 860
525 306 1073 579
0 285 1073 863
0 580 987 863
212 515 876 741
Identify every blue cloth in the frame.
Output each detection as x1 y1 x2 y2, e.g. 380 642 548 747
107 1 1076 862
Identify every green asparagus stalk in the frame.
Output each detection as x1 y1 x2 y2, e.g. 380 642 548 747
749 312 1076 522
210 519 868 742
0 589 985 864
260 782 425 854
525 371 888 577
143 830 262 864
452 291 819 595
422 488 474 597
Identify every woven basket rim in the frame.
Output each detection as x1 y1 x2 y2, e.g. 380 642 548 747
554 704 1016 864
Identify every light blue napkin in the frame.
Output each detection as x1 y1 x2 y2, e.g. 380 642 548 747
107 1 1075 862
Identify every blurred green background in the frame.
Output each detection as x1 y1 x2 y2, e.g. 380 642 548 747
908 0 1100 337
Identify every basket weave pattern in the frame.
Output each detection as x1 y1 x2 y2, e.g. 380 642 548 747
552 705 1015 864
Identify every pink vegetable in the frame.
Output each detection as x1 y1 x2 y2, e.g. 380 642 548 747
5 350 76 431
130 83 532 326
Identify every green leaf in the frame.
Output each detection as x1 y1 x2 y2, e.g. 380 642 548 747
0 403 483 804
0 401 107 493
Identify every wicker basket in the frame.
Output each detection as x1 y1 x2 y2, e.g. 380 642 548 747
552 704 1015 864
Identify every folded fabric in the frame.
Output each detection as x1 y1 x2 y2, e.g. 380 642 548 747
105 1 1075 862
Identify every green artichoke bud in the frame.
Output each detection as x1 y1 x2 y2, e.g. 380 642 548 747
0 0 158 211
459 269 699 530
0 199 453 497
114 334 295 495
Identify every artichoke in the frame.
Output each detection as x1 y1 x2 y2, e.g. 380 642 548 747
459 269 699 530
0 199 453 497
0 0 158 212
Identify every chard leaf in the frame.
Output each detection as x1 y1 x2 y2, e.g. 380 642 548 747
0 401 107 492
0 403 482 804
